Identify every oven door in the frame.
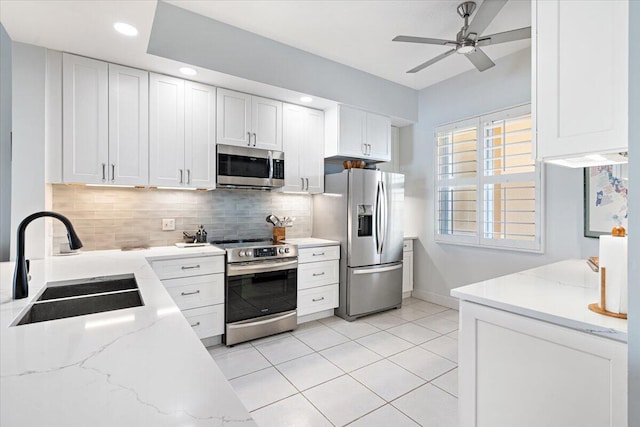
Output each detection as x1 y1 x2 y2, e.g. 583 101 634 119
226 259 297 324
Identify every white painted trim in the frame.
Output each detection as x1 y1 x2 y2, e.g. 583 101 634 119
411 289 459 310
297 309 334 324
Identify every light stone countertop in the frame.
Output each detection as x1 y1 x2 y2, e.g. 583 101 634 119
451 259 628 342
404 236 418 240
0 246 256 427
282 237 340 248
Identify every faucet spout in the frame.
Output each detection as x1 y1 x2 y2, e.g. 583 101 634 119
13 211 83 300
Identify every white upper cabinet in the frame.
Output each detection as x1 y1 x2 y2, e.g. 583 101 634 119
325 104 391 162
150 74 216 189
533 0 628 161
62 54 148 186
282 103 324 194
108 64 149 186
216 88 282 151
62 53 109 184
185 81 216 188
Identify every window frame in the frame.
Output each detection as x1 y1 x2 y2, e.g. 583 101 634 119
434 104 544 253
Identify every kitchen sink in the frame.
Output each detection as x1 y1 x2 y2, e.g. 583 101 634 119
37 275 138 301
14 274 143 326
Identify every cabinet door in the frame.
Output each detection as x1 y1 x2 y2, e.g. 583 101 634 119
252 96 282 151
366 112 391 161
302 108 325 194
108 64 149 186
149 73 185 187
62 53 108 184
459 301 627 427
282 103 304 191
534 0 628 160
216 88 251 147
402 250 413 293
184 81 216 189
338 105 366 157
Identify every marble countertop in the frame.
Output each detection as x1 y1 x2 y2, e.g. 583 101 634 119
1 246 256 426
451 259 627 342
282 237 340 248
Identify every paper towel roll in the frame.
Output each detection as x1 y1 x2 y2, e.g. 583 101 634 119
599 235 628 314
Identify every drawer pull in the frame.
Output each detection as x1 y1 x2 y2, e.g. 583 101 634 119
181 265 201 270
312 252 325 257
312 297 325 302
181 290 201 296
190 321 201 328
312 272 325 277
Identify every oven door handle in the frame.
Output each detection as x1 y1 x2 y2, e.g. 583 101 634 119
227 259 298 276
227 310 297 329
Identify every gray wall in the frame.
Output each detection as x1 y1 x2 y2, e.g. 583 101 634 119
402 47 597 306
0 24 11 261
148 1 418 123
628 0 639 423
10 43 47 260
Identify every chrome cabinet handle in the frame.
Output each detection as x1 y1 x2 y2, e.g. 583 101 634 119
186 169 191 184
252 132 257 146
305 177 309 191
181 264 200 270
190 321 201 328
312 297 325 302
312 252 325 256
312 272 325 277
102 163 106 181
179 169 183 184
181 290 200 296
111 164 115 182
247 131 251 146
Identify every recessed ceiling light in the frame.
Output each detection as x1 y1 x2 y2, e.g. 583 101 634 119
113 22 138 37
300 96 313 103
179 67 197 76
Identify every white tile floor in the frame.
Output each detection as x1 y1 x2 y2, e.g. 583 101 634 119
208 298 459 427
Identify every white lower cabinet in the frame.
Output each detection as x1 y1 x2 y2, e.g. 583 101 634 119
459 301 627 427
402 238 413 294
150 254 225 340
297 245 340 319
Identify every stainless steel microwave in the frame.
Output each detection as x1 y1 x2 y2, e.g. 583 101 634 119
217 145 285 189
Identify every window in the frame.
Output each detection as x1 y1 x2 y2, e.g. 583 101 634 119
435 105 542 252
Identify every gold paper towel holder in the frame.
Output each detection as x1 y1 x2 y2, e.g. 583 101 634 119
588 226 628 319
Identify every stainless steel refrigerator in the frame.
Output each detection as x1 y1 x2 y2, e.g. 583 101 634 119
313 169 404 321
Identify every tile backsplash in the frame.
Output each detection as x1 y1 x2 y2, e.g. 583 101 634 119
51 185 312 252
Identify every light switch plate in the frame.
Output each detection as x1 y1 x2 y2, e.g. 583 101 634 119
162 218 175 231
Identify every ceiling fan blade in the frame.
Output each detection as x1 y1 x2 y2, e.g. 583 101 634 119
465 48 495 72
393 35 457 46
477 27 532 46
466 0 508 38
407 49 457 73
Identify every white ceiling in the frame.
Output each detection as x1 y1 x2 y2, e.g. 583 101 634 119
0 0 530 93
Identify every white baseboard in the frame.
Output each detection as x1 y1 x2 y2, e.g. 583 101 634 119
411 289 459 310
298 309 334 324
201 335 222 347
402 291 412 299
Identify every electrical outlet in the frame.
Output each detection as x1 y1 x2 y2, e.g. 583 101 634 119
162 219 175 231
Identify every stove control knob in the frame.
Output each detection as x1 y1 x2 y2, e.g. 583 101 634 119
239 250 246 257
246 251 252 257
285 248 291 253
278 248 285 254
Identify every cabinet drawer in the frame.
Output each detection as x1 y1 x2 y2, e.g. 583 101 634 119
298 245 340 264
403 239 413 252
298 284 338 316
183 304 224 339
298 260 339 290
151 255 224 280
163 274 224 310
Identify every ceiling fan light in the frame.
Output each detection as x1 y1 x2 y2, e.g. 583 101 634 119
458 45 475 54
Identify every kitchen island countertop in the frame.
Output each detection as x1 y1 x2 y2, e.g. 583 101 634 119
0 246 256 426
451 259 628 342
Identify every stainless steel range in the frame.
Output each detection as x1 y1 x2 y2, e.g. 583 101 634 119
212 239 298 346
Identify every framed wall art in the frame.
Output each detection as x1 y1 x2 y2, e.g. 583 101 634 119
584 164 629 238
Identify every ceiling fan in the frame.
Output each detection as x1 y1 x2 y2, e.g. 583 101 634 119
393 0 531 73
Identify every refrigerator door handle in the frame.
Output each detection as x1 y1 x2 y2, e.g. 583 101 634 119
375 180 383 254
353 263 403 275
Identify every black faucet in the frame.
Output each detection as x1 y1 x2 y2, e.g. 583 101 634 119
13 211 83 300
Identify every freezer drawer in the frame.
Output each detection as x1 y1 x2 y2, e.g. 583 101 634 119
347 262 403 318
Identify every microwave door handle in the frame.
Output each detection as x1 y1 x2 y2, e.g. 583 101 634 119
268 150 273 184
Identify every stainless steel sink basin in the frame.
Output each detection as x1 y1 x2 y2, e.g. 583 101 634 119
14 274 144 326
